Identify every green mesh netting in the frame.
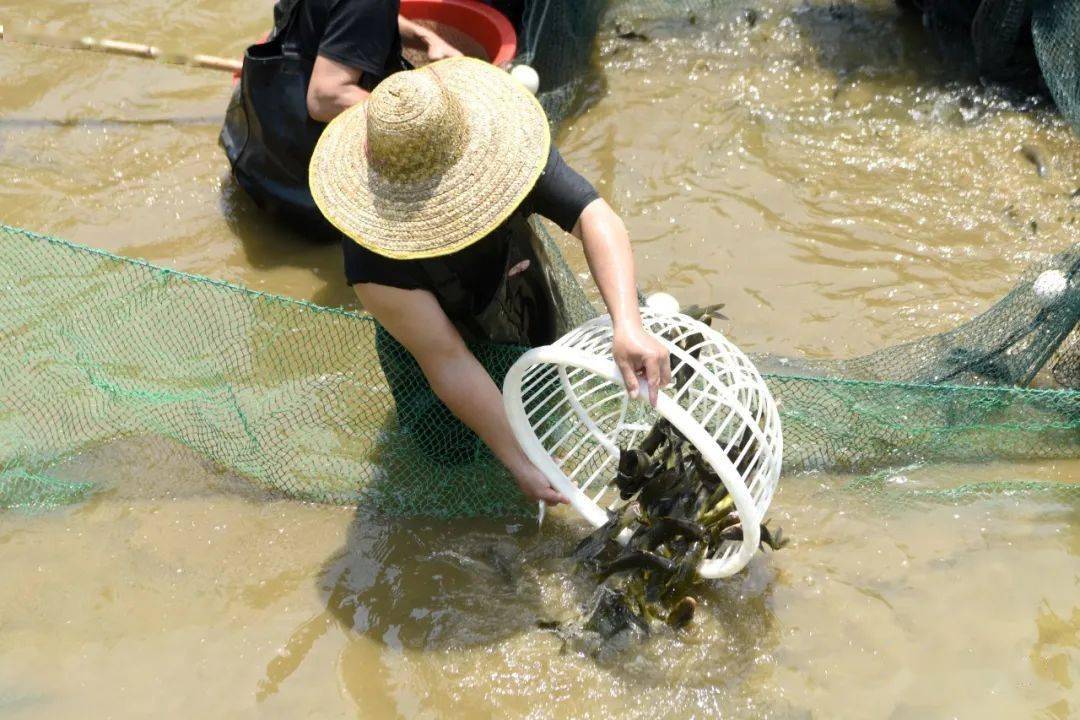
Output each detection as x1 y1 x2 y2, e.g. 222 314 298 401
3 0 1079 515
2 222 1077 515
769 374 1079 472
0 223 538 517
0 461 93 513
835 465 1080 512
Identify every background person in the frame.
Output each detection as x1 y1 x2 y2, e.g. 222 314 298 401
310 58 671 505
221 0 461 231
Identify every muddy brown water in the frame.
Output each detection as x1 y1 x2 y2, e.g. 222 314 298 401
1 1 1078 717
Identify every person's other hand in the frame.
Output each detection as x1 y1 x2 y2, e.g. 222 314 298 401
613 322 671 406
512 460 569 506
425 35 463 62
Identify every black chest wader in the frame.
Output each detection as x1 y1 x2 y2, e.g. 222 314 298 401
376 215 580 464
218 0 340 235
217 0 321 231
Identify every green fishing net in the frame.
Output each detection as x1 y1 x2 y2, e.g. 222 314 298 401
0 224 533 516
782 245 1080 387
833 465 1080 513
2 222 1077 515
2 0 1078 515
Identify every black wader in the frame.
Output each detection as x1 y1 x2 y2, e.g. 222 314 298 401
220 0 403 234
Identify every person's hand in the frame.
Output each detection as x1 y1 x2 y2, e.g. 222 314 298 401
511 459 569 506
613 321 671 406
424 33 463 62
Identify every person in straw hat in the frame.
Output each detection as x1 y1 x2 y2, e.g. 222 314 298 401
310 57 670 506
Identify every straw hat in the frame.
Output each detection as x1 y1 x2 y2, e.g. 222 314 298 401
309 57 551 260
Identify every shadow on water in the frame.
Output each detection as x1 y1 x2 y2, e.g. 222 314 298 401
254 511 564 704
264 504 783 700
316 510 556 651
315 504 781 656
243 425 786 704
219 178 358 309
788 2 949 85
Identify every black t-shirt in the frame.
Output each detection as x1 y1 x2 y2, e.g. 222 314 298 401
280 0 403 91
343 146 599 317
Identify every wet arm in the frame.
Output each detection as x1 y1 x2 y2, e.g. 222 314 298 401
353 282 567 504
573 198 671 403
307 55 370 122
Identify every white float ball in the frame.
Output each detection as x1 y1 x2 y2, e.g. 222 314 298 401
645 291 681 314
1033 269 1068 307
510 64 540 96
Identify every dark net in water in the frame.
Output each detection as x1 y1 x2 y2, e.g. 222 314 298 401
912 0 1080 134
1052 329 1080 389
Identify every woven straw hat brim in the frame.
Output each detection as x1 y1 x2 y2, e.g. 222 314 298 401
309 57 551 260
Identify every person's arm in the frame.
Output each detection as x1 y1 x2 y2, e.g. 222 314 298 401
307 0 398 122
354 282 569 505
307 56 370 122
573 198 672 405
398 16 463 61
530 149 671 404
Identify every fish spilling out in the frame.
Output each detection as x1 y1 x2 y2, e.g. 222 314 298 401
549 305 788 656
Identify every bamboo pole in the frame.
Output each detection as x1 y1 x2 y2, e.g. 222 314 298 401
0 23 242 72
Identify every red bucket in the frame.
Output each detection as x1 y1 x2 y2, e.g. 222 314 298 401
400 0 517 66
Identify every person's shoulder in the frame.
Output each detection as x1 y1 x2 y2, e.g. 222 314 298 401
525 144 599 232
535 144 590 194
539 144 561 176
533 145 569 191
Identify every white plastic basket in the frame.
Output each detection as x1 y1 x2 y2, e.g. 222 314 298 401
502 308 783 578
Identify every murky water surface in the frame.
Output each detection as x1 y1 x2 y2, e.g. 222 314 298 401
1 1 1077 717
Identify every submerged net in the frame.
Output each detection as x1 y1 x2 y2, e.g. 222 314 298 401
2 0 1079 515
769 374 1078 473
912 0 1080 133
517 0 609 122
1052 328 1080 388
834 465 1080 512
